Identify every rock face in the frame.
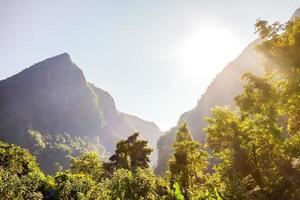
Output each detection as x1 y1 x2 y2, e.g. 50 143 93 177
91 84 163 165
0 54 101 143
0 53 163 173
89 84 129 152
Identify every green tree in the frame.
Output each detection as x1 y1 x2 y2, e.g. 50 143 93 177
70 151 104 182
168 123 208 200
54 171 108 200
167 182 185 200
105 132 153 173
255 19 300 136
204 19 300 200
108 167 158 200
0 141 52 199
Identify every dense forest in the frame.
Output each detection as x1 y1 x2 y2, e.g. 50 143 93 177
1 18 300 200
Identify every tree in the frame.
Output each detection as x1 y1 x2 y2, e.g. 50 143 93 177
0 141 52 199
255 19 300 136
105 132 153 173
204 19 300 200
54 171 108 200
108 167 159 200
168 123 208 200
70 152 104 182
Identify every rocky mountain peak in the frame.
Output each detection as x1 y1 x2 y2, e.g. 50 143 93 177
1 53 85 87
0 53 101 140
26 52 74 71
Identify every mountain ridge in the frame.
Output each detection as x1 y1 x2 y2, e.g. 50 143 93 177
0 53 163 173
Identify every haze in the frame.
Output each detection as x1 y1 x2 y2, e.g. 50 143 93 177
1 0 299 130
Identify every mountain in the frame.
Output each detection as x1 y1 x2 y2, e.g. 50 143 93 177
122 113 162 165
155 8 300 175
0 53 102 141
0 53 163 174
179 40 262 141
90 84 162 164
155 40 262 174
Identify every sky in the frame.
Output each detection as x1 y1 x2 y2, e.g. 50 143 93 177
1 0 300 131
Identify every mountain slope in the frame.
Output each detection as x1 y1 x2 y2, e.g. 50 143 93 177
0 53 163 173
122 113 162 165
90 84 163 162
156 39 263 174
179 39 262 141
0 53 102 141
156 8 300 175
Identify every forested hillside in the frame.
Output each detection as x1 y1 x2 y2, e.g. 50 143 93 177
1 17 300 199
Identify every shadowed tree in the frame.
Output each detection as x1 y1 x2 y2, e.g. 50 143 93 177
105 132 153 174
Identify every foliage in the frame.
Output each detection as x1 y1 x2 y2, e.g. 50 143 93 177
0 141 52 199
168 182 185 200
203 19 300 200
1 18 300 200
0 169 44 200
155 127 177 175
70 151 104 182
54 171 108 200
168 123 209 199
28 131 106 174
104 133 153 173
108 168 158 200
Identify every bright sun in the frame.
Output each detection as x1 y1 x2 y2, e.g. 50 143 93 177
177 25 240 86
